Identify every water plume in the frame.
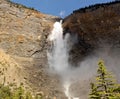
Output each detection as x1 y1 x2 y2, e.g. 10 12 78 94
47 21 69 73
47 21 120 99
47 21 78 98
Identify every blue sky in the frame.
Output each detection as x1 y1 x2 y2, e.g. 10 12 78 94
10 0 114 17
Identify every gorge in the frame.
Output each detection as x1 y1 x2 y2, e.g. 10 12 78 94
0 0 120 98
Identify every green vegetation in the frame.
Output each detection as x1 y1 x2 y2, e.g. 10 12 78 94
0 69 43 99
89 60 120 99
0 83 44 99
73 0 120 13
0 83 29 99
1 50 120 99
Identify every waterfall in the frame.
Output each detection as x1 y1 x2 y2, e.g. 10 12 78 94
47 21 77 99
47 21 98 99
47 21 69 74
47 20 120 99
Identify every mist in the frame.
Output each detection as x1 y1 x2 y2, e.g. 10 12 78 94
47 21 120 99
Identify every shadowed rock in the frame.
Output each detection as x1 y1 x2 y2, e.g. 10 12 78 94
63 1 120 65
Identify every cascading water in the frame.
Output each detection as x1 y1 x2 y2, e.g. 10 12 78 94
47 21 78 99
47 21 69 73
47 21 99 99
47 20 120 99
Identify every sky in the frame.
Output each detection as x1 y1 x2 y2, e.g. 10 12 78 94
10 0 114 18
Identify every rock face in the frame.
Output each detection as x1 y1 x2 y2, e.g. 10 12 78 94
0 0 57 57
62 2 120 99
1 0 120 98
0 0 65 98
63 1 120 65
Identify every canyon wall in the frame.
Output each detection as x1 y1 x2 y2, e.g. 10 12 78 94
0 0 120 98
0 0 65 98
63 1 120 65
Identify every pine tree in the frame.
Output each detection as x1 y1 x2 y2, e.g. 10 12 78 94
89 83 100 99
89 60 120 99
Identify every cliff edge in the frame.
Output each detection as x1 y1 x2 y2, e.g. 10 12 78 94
0 0 64 98
63 1 120 65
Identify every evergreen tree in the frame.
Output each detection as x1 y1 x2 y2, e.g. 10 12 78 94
89 60 120 99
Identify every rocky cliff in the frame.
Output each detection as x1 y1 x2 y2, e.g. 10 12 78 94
62 2 120 98
0 0 65 98
63 1 120 65
0 0 120 98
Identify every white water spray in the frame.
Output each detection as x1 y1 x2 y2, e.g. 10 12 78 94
64 82 71 99
48 21 69 73
47 20 120 99
48 21 78 99
47 21 99 99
